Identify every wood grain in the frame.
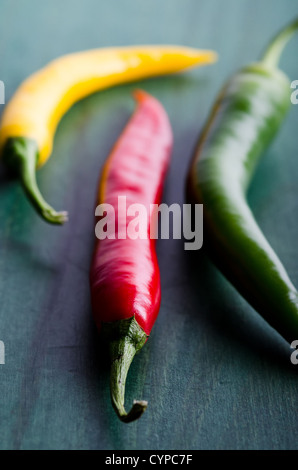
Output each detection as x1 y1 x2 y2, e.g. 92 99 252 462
0 0 297 450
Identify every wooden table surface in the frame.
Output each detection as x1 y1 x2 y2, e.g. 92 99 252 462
0 0 298 450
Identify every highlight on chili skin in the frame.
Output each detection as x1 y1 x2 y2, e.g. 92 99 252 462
94 196 204 251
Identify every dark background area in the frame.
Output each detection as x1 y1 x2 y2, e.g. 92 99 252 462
0 0 297 450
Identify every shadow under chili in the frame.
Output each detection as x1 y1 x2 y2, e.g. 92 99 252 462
183 244 295 372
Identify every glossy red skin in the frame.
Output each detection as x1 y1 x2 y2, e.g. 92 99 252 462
90 90 173 335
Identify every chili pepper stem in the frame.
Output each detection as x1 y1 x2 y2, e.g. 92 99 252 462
2 137 68 224
110 340 148 423
261 17 298 68
102 317 148 423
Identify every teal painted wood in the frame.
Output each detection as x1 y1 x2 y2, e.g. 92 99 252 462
0 0 298 450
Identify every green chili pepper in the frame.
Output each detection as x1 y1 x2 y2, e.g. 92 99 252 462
187 18 298 344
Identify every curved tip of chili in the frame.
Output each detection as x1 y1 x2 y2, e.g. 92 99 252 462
114 400 148 424
42 208 69 225
199 50 218 65
186 48 218 66
106 317 149 423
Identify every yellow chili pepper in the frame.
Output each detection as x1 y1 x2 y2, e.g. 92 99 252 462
0 45 217 224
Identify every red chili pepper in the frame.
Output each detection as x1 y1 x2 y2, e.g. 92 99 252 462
90 90 173 422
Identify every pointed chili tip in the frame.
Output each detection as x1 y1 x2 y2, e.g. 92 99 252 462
133 88 150 103
173 46 218 66
197 50 218 64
